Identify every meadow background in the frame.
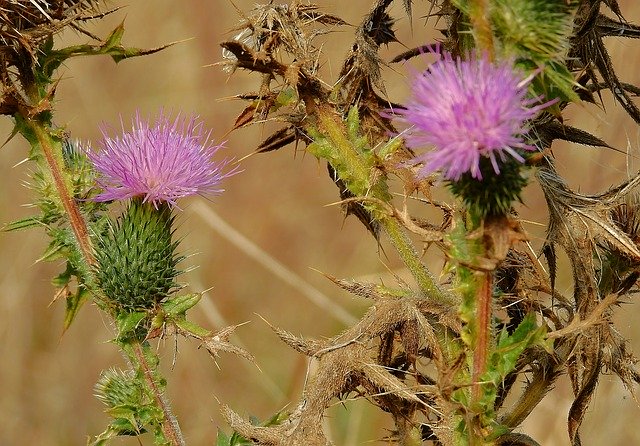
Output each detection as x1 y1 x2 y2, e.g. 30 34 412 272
1 1 639 444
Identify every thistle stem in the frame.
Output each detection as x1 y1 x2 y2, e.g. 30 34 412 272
314 106 450 303
132 343 186 446
381 217 450 303
472 271 492 401
469 0 495 59
30 121 95 265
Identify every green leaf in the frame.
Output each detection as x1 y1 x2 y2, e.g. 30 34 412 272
2 216 42 232
377 135 403 160
52 263 73 288
493 312 547 374
346 106 360 142
64 287 90 332
216 430 231 446
115 311 147 338
162 293 201 317
174 318 211 338
106 406 140 433
37 239 65 262
39 22 174 81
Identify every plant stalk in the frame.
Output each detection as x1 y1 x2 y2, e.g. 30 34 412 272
31 121 95 265
470 0 495 59
132 342 186 446
381 217 450 303
472 271 493 402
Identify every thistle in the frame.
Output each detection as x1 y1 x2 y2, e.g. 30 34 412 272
395 51 554 216
91 112 237 312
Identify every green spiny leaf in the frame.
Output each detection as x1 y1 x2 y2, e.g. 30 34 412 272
115 311 147 339
2 216 42 232
162 293 201 317
64 286 90 332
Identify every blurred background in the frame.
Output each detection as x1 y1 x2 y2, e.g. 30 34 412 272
1 1 639 444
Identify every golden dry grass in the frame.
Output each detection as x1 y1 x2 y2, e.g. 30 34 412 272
1 1 640 445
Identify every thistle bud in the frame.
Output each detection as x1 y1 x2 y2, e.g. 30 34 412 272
96 198 181 310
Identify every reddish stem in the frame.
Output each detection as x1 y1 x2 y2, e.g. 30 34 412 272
470 0 495 60
472 271 493 402
133 343 186 446
32 121 95 265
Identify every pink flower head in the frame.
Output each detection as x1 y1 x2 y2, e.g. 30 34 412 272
396 52 553 181
89 112 237 207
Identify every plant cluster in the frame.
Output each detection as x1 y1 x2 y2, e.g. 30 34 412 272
2 1 640 446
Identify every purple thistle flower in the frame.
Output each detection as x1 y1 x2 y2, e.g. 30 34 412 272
89 112 238 208
395 52 554 181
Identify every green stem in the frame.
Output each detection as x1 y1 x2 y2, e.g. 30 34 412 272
315 106 450 303
381 217 450 303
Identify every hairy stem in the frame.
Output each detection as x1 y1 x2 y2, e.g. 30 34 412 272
472 272 492 402
469 0 495 59
314 106 449 303
132 342 186 446
382 217 450 303
30 121 95 265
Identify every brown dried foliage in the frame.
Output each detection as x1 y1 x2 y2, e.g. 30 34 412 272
221 0 640 445
0 0 103 114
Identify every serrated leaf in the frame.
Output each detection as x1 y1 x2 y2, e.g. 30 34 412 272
41 23 174 76
106 406 139 431
489 313 547 381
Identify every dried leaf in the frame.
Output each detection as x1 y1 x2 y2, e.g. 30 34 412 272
256 126 297 153
273 327 326 356
597 13 640 38
201 324 255 364
534 121 614 150
360 362 424 405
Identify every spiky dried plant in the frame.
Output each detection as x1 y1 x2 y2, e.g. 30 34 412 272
220 1 640 445
0 1 102 114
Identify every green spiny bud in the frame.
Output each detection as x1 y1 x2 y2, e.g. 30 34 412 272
492 0 574 64
95 368 142 409
96 198 182 311
448 158 528 218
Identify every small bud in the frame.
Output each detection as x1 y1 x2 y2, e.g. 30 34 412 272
94 368 141 410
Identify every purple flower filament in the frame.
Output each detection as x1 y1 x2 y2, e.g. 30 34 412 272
397 52 553 181
89 112 237 208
